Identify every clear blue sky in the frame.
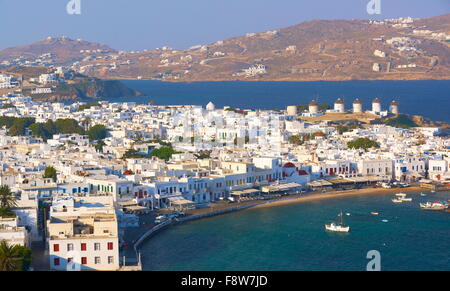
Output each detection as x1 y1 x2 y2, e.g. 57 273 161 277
0 0 449 51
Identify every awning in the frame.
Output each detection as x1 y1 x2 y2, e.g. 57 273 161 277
261 182 302 193
168 196 195 206
231 188 260 196
307 180 334 187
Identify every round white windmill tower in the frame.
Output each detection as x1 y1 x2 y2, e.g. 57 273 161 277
309 100 319 114
390 100 399 115
372 98 382 113
286 105 298 116
353 98 363 113
334 98 345 113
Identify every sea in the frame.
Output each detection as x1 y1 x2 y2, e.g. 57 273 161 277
119 80 450 123
114 80 450 270
140 191 450 271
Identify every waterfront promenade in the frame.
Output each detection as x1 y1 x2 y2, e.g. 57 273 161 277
125 185 429 265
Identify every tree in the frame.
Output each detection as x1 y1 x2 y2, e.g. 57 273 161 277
0 186 16 209
7 118 35 136
94 140 106 152
87 124 108 141
0 241 32 271
43 166 57 182
0 207 15 218
288 135 303 145
383 114 418 129
347 138 379 151
150 146 176 161
54 119 85 135
122 149 145 159
29 123 52 140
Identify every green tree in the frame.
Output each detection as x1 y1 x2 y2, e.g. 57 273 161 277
54 119 85 135
288 134 303 145
29 123 53 140
150 146 176 161
87 124 108 141
7 118 35 136
0 186 16 209
43 166 57 182
347 138 379 151
77 102 101 112
0 241 32 271
94 140 106 152
383 114 418 129
122 149 145 159
0 207 15 218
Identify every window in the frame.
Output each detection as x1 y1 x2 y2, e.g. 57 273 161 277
107 242 114 250
53 244 59 252
54 258 60 266
67 243 74 251
108 256 114 264
94 257 101 264
81 243 86 251
94 243 101 251
67 257 73 263
81 257 87 265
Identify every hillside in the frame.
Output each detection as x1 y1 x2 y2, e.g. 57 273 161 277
1 14 449 82
0 36 115 65
0 66 141 102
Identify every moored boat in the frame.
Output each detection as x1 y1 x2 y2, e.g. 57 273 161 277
325 211 350 233
420 201 448 211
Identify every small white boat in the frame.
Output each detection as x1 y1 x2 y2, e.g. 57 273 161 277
371 211 379 216
325 211 350 233
420 193 427 197
393 193 412 203
382 219 389 223
325 223 350 233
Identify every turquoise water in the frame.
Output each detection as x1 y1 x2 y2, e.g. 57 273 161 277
120 80 450 123
141 191 450 271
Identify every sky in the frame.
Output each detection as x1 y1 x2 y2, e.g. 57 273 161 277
0 0 449 51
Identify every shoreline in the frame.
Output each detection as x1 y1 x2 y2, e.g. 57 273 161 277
129 186 431 259
251 186 427 210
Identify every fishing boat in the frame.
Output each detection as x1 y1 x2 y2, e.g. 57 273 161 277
325 211 350 233
392 193 412 203
420 201 448 211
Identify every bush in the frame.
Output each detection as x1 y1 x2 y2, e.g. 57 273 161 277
347 138 379 151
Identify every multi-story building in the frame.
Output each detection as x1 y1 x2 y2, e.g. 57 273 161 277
47 196 120 271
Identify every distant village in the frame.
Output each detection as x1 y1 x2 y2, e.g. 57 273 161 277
0 89 449 271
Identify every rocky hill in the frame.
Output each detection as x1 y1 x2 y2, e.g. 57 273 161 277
1 14 449 82
0 36 115 64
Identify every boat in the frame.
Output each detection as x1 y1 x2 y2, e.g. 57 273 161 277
382 219 389 223
420 201 448 211
325 211 350 233
371 211 379 215
420 193 427 197
392 193 412 203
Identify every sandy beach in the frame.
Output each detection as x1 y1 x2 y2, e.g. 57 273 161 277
252 186 428 210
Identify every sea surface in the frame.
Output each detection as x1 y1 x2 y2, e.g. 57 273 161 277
119 80 450 123
140 191 450 271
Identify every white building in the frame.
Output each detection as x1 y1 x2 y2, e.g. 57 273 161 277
47 196 120 271
0 216 31 248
